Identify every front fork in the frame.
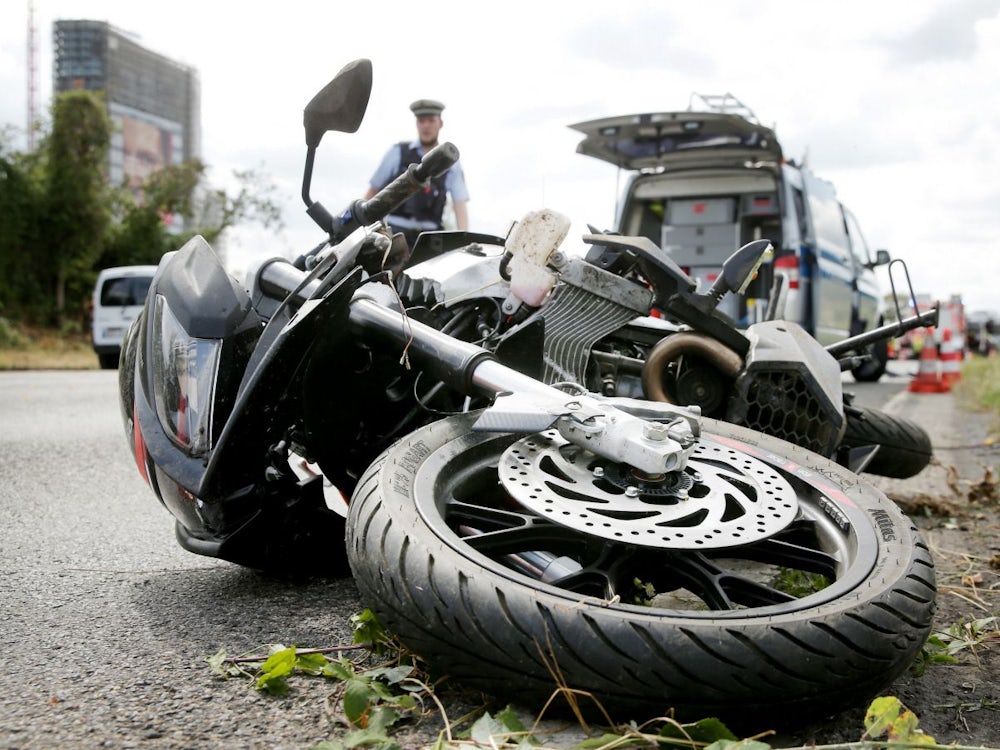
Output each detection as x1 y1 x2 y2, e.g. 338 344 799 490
348 290 703 476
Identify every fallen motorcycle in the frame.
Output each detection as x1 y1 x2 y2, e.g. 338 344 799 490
397 210 937 480
119 59 935 728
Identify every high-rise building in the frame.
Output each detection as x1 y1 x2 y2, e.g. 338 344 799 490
52 19 201 201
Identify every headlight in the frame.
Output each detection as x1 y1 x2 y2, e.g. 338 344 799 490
150 294 221 457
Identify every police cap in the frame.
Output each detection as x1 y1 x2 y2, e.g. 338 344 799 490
410 99 445 117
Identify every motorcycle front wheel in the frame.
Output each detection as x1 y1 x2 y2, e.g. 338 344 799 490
346 412 935 729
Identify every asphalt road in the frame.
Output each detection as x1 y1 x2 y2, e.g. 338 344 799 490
0 366 913 749
0 370 370 749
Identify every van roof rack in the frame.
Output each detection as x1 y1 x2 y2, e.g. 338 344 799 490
687 92 759 124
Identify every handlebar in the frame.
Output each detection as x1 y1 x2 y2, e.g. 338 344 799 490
825 307 940 359
336 142 460 241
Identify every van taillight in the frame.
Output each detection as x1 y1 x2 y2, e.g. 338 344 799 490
773 255 799 289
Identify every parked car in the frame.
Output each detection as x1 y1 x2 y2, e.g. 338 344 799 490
91 265 157 369
571 94 891 381
966 309 999 356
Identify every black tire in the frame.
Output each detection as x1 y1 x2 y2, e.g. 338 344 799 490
851 338 888 382
346 411 935 729
841 405 933 479
98 351 120 369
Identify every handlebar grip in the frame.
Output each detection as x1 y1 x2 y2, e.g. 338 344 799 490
353 142 460 227
412 142 460 182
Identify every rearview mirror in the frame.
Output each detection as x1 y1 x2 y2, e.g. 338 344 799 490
712 239 774 298
303 59 373 148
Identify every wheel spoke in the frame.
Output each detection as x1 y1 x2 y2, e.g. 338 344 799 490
448 500 588 556
547 544 640 600
543 567 615 599
715 520 839 577
655 551 800 610
715 573 797 607
449 497 641 600
662 552 738 609
744 537 839 576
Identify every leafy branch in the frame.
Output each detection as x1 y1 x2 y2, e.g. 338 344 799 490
205 612 977 750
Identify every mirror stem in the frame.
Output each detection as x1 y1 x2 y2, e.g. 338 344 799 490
301 147 336 235
301 147 317 207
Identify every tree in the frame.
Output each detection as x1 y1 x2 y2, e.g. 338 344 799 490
188 166 283 249
101 161 283 270
0 91 284 328
0 130 46 319
43 91 113 324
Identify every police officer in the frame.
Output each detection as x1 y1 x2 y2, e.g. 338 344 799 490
364 99 469 248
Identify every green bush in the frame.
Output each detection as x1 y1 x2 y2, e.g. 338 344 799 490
0 317 28 349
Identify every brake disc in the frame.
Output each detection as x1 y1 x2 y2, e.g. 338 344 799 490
498 429 799 549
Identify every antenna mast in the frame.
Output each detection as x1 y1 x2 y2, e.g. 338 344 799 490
27 0 38 151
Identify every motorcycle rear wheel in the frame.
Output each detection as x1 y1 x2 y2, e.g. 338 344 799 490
851 339 889 383
842 405 933 479
346 412 935 729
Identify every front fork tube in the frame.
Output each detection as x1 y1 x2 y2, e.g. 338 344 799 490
348 295 700 475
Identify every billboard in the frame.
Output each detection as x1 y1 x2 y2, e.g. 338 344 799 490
109 102 184 196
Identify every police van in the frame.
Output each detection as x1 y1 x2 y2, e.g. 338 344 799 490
91 265 157 369
570 94 890 381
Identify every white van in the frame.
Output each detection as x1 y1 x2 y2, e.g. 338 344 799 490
571 97 891 381
91 266 157 369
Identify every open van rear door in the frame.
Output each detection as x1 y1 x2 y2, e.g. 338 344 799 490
569 111 783 171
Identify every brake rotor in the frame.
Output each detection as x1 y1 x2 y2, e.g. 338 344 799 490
497 429 799 549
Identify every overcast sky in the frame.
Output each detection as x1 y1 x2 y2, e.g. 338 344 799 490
3 0 999 314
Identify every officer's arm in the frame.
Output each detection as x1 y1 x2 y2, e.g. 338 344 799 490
453 199 469 230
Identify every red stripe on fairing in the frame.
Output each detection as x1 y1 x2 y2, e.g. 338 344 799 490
710 433 857 508
133 403 150 485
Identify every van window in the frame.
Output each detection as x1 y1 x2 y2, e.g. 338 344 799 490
790 187 808 242
101 276 152 307
843 208 872 268
807 193 850 256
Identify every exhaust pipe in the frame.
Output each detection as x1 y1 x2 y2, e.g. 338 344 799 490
642 332 744 404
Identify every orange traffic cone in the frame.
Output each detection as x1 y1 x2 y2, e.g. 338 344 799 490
908 336 950 393
939 328 963 385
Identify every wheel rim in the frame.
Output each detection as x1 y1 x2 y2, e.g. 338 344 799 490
413 425 879 620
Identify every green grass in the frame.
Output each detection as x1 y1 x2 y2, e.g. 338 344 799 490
954 356 1000 433
0 322 99 370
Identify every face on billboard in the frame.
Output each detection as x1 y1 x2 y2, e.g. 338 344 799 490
122 116 170 191
110 100 184 192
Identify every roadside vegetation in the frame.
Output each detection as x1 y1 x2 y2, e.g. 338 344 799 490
1 91 280 337
210 612 954 749
954 356 1000 436
0 319 95 370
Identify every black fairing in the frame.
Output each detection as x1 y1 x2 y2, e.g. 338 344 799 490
122 235 365 571
127 237 262 538
157 237 261 339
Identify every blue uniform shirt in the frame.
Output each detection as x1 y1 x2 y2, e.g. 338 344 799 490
369 140 469 230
